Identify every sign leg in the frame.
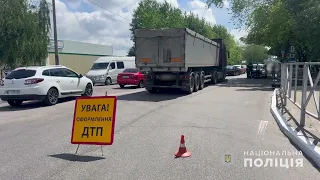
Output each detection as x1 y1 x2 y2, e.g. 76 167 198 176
75 144 80 154
101 145 104 156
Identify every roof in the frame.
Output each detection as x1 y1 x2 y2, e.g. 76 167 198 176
48 39 113 56
95 56 135 63
14 65 67 71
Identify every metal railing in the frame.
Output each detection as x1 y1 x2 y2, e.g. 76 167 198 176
281 62 320 126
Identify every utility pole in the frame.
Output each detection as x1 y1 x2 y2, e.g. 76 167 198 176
52 0 59 65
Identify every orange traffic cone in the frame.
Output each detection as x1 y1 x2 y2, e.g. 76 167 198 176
174 135 191 158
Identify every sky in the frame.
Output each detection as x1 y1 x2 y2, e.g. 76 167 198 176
43 0 248 55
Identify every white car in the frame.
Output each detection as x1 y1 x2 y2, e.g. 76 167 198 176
0 65 93 107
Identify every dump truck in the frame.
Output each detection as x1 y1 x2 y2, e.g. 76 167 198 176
134 28 229 94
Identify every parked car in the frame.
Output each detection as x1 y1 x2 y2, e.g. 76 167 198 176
86 56 135 86
234 65 246 74
0 65 93 107
252 64 267 78
117 68 145 88
226 65 242 76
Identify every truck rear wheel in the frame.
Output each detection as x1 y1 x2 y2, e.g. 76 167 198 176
194 73 200 92
211 72 217 84
199 72 205 90
185 73 195 94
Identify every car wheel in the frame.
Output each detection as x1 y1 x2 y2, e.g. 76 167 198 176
105 78 112 85
43 87 59 106
82 83 93 97
7 100 23 107
138 80 144 88
119 84 125 88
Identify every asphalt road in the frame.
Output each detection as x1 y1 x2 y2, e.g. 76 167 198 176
0 75 319 180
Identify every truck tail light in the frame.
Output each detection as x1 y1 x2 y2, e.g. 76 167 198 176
24 78 44 85
180 75 190 80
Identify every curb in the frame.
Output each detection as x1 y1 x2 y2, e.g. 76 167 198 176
270 89 320 168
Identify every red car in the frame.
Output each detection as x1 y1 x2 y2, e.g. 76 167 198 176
117 68 145 88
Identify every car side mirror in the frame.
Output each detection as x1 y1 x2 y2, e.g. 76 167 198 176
78 74 83 78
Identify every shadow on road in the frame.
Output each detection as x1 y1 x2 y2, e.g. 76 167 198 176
218 77 274 91
0 97 76 112
48 153 105 162
117 89 185 102
112 86 141 90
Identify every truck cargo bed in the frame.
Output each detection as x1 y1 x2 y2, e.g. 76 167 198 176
134 28 221 72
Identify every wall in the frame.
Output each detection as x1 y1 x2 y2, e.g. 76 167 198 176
48 40 113 55
47 53 103 74
47 40 113 74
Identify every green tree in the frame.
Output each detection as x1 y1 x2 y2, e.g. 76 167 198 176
0 0 51 68
129 0 185 56
243 44 269 63
207 0 320 61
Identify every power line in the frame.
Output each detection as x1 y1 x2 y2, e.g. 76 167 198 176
62 13 83 30
58 0 131 32
86 0 131 21
51 0 132 44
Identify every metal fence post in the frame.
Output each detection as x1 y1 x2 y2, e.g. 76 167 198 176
294 64 298 103
300 64 308 127
284 64 288 106
281 64 284 89
288 64 293 98
319 87 320 119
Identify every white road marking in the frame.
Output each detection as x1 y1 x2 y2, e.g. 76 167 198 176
112 90 144 97
99 88 145 97
244 101 249 105
257 120 269 137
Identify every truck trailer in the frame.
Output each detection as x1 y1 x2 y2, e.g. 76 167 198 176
134 28 228 94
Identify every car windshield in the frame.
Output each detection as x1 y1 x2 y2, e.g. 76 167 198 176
5 69 36 79
226 66 234 69
123 68 138 73
91 63 109 70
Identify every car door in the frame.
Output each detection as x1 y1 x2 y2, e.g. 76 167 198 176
108 62 117 83
49 68 71 95
61 68 83 94
116 61 125 83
